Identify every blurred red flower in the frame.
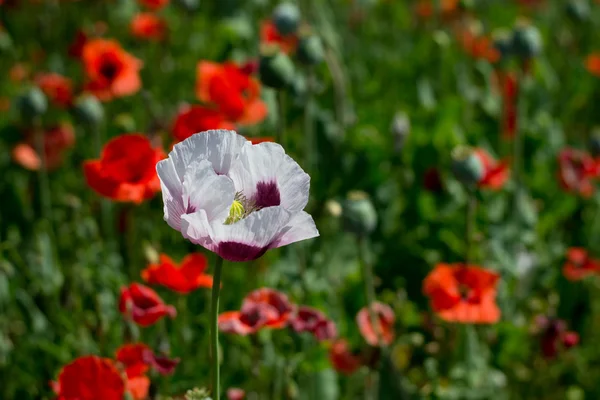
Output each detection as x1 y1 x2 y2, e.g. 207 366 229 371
172 105 235 143
82 39 142 101
474 148 510 190
196 61 268 126
138 0 168 11
83 134 164 203
423 263 501 324
586 54 600 77
457 28 500 63
35 73 73 108
260 20 298 54
247 137 274 145
242 287 294 328
536 317 580 359
12 123 75 171
329 339 362 375
227 388 246 400
119 283 176 327
356 302 395 346
69 30 88 58
291 306 337 342
558 148 599 198
141 253 213 294
52 356 125 400
130 13 167 41
116 343 180 378
563 247 600 281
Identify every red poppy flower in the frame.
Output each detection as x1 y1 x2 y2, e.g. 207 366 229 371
35 73 73 108
536 317 580 359
227 388 246 400
259 20 298 54
141 253 213 294
457 28 500 63
116 343 180 378
53 356 125 400
247 136 274 145
137 0 168 11
218 306 277 335
12 123 75 171
423 263 501 324
356 302 395 346
83 134 164 203
558 148 599 198
585 54 600 77
241 287 294 328
291 306 337 341
563 247 600 281
126 376 150 400
196 61 268 126
328 339 362 375
130 13 167 41
69 30 88 58
172 105 235 143
474 148 510 190
82 39 142 101
119 283 176 327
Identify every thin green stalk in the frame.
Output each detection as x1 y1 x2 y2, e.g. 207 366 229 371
210 256 224 399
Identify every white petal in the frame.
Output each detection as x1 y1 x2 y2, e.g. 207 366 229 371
182 159 235 223
170 130 248 179
212 206 292 246
181 210 218 251
271 211 319 248
156 157 185 230
229 142 310 212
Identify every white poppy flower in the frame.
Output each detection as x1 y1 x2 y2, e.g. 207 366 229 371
157 130 319 261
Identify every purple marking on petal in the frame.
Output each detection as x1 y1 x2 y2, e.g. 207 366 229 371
217 241 268 262
254 181 281 208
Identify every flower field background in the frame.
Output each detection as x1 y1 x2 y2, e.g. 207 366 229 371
1 0 600 399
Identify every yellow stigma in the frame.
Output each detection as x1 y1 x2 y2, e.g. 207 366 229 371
224 200 245 225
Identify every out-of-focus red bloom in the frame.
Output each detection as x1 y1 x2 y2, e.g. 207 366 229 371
141 253 213 294
196 61 268 126
247 137 274 145
82 39 142 101
260 20 298 54
83 134 164 203
69 30 88 58
536 317 580 359
119 283 176 327
242 287 294 328
137 0 168 11
457 28 500 63
126 376 150 400
172 105 235 143
35 73 73 108
423 263 501 324
227 388 246 400
415 0 459 19
116 343 180 378
586 54 600 77
558 148 599 198
291 306 337 341
239 59 259 76
423 167 444 193
563 248 600 281
130 13 167 41
9 63 29 82
474 148 510 190
329 339 362 375
52 356 125 400
12 123 75 171
356 302 395 346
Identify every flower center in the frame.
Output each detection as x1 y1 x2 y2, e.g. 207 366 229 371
224 200 245 225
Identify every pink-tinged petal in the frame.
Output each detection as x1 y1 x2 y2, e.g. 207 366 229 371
271 211 319 248
156 155 185 230
229 141 310 212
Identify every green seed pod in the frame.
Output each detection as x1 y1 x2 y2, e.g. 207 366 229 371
451 146 484 187
73 94 104 126
297 33 325 66
272 2 301 36
342 191 377 236
16 87 47 121
511 19 542 60
259 44 296 89
566 0 590 22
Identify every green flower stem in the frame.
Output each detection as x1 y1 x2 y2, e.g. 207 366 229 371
210 256 224 399
465 191 477 265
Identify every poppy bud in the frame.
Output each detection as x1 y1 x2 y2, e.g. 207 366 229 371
259 44 296 89
390 111 410 153
492 28 513 61
511 19 542 60
589 128 600 157
342 191 377 236
16 87 47 120
566 0 590 22
185 387 212 400
451 146 484 187
272 2 301 36
297 33 325 66
74 94 104 126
